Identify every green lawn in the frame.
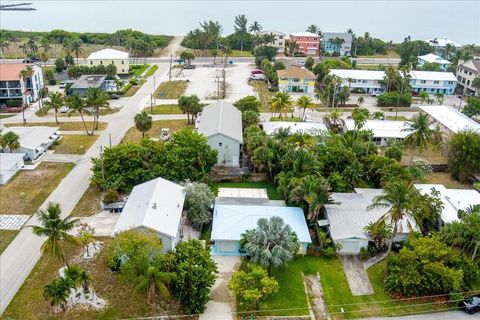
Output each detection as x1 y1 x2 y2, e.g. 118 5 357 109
123 119 192 143
250 81 273 111
154 80 187 99
0 230 19 254
145 104 182 115
51 134 99 154
129 64 149 76
122 80 145 97
0 114 15 119
270 117 302 122
385 116 409 121
145 64 158 77
212 181 283 200
5 121 108 131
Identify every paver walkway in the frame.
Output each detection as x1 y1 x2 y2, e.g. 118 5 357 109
304 273 330 320
340 255 374 296
0 215 30 230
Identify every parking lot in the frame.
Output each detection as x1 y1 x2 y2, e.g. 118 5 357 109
181 62 256 102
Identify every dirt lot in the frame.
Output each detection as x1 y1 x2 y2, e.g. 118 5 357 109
0 162 74 215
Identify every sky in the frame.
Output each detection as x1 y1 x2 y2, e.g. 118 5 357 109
1 0 479 44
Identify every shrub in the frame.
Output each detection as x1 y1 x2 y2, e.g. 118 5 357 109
6 99 21 107
103 189 119 204
273 61 286 70
322 246 337 258
359 247 370 260
385 145 403 161
377 91 412 107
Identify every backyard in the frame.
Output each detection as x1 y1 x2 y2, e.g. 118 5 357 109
145 104 182 115
5 122 108 131
50 134 99 154
424 172 473 189
250 81 273 111
3 239 181 320
154 80 188 99
122 119 192 143
211 181 283 200
0 162 74 214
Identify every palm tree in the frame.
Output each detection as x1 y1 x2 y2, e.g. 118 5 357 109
402 113 442 161
234 14 248 51
134 111 153 138
66 94 92 135
443 43 455 60
368 180 418 276
372 111 385 120
351 107 370 131
32 202 79 267
296 95 315 119
136 265 176 306
419 91 429 104
288 41 300 57
306 24 321 36
269 92 293 119
357 96 364 107
327 109 343 133
249 21 262 33
78 270 91 293
471 76 480 95
291 175 333 223
43 277 74 311
69 38 83 64
1 131 20 153
242 216 300 275
85 87 109 132
0 37 10 58
44 92 64 124
18 66 34 112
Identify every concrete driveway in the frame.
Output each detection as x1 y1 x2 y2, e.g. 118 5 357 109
200 256 241 320
340 255 373 296
78 211 120 237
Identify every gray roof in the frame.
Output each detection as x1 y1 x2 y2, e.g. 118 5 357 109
323 32 353 42
70 75 107 90
1 126 59 149
0 153 25 171
196 101 243 142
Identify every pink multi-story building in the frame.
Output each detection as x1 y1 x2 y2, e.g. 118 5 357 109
289 32 321 56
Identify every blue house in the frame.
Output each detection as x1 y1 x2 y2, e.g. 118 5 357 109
211 205 311 256
409 71 457 95
321 32 353 56
417 53 451 71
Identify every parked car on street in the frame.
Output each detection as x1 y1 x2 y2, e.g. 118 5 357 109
459 296 480 314
59 82 66 89
371 91 380 97
110 94 120 100
59 106 70 113
251 69 265 75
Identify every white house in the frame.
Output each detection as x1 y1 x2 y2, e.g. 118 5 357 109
324 188 417 254
0 153 25 185
211 204 311 256
0 126 60 161
456 58 480 96
0 63 43 106
329 69 385 94
262 121 327 136
112 177 185 252
417 53 451 71
87 48 130 74
344 119 412 146
409 70 457 95
428 38 462 57
257 30 286 53
418 105 480 136
415 184 480 224
196 101 243 167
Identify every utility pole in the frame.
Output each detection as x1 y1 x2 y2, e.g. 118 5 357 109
109 132 112 148
169 54 173 82
216 76 220 101
222 68 226 99
100 145 105 191
150 93 153 112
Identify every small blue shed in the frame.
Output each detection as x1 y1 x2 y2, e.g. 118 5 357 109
211 205 311 256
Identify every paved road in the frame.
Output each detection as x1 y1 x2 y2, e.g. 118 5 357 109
0 61 172 314
357 311 473 320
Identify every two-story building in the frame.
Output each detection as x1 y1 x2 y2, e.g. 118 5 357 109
257 30 286 53
329 69 385 93
417 53 451 71
456 58 480 96
289 32 321 56
87 48 130 74
278 67 316 94
409 70 457 95
69 75 107 96
321 32 353 56
0 63 43 107
428 38 462 57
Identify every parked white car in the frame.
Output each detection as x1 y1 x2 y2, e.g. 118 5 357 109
303 115 312 122
59 106 70 113
160 128 171 141
249 73 266 81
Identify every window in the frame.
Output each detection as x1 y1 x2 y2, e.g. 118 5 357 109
362 80 367 83
218 142 223 147
420 80 426 84
122 69 124 73
278 42 283 46
90 61 93 65
448 81 454 84
469 72 472 76
467 80 470 85
279 36 284 39
112 60 114 65
121 60 124 64
100 60 103 65
313 44 316 47
434 81 439 84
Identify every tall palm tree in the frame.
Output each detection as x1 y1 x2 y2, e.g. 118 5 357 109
269 92 293 119
443 43 455 60
472 76 480 95
136 265 176 306
66 94 92 135
85 87 109 132
296 95 315 118
291 175 333 223
44 92 64 124
368 180 418 276
1 131 20 152
69 38 83 64
242 216 300 275
249 21 262 34
402 113 442 161
288 41 300 57
43 277 74 311
0 37 10 58
32 202 79 267
306 24 320 35
357 96 364 107
134 111 153 138
234 14 248 51
18 65 34 113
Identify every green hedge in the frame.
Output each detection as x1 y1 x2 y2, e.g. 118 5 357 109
377 92 412 107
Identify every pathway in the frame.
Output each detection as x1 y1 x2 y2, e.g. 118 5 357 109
340 255 374 296
304 273 330 320
200 256 240 320
0 216 30 230
42 153 83 163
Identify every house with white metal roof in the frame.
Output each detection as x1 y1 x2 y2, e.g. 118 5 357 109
344 119 411 146
87 48 130 74
409 70 457 94
0 126 60 161
196 101 243 167
414 184 480 224
0 153 25 185
112 177 185 251
428 38 462 57
211 204 311 255
417 53 451 71
262 121 327 136
418 105 480 136
324 188 417 254
329 69 385 94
